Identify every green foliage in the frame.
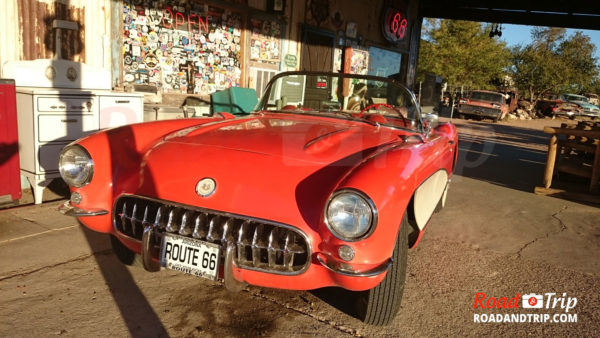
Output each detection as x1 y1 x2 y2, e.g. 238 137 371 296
417 19 511 91
510 27 598 101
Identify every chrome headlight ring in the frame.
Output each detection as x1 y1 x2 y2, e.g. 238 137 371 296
59 144 94 188
324 189 378 242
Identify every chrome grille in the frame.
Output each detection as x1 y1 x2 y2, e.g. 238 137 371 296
113 195 310 273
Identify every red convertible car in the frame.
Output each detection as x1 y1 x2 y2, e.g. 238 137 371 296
58 72 458 325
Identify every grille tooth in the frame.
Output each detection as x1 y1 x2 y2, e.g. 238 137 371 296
267 228 281 268
154 206 166 229
113 196 309 274
119 202 129 233
206 215 219 242
283 232 306 271
166 208 180 233
130 203 139 237
141 205 151 228
179 211 194 236
252 223 266 267
193 213 208 239
221 218 234 246
237 220 251 262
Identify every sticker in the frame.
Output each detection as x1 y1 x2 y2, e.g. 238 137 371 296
132 45 141 56
124 73 135 82
124 55 133 65
148 32 159 43
144 53 158 68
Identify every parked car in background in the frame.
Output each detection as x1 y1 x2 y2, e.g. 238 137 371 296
57 71 458 326
498 89 518 113
536 93 582 118
573 101 600 119
585 93 599 105
456 90 509 122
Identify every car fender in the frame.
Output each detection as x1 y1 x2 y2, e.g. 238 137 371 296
71 117 225 234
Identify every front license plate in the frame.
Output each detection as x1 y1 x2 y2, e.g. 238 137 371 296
160 233 220 280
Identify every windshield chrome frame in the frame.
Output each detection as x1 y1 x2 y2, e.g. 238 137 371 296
255 71 425 134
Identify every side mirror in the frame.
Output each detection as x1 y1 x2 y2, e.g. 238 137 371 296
423 113 439 129
422 113 439 137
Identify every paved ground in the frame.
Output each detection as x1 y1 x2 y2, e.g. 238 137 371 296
1 117 599 337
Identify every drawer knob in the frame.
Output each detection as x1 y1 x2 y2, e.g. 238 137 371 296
115 100 130 104
50 105 66 109
61 119 77 123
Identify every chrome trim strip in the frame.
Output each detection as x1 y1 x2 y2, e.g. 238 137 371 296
58 201 108 217
112 194 313 275
316 254 393 277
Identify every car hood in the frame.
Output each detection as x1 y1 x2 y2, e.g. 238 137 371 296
161 114 401 164
132 114 405 228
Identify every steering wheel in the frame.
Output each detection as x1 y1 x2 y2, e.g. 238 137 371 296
358 103 407 125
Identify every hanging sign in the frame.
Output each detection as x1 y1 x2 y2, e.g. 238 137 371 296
382 7 409 44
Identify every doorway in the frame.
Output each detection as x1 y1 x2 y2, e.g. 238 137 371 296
301 26 335 72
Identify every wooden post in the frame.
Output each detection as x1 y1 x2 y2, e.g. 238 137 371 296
591 142 600 192
544 134 558 189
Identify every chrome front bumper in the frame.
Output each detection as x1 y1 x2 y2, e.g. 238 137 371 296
316 253 393 277
58 201 108 217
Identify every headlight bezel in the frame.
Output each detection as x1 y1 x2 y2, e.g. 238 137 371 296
324 188 378 242
59 144 94 188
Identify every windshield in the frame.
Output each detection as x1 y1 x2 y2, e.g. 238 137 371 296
470 91 504 104
257 72 422 132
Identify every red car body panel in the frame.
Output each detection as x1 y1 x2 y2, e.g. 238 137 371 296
70 110 457 291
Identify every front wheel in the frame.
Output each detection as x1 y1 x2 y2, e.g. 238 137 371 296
355 213 409 325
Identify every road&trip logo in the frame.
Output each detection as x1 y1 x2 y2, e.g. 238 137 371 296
472 292 578 323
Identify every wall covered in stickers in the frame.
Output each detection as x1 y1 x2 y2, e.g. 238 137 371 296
122 0 243 94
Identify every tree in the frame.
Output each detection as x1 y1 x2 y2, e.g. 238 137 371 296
510 27 598 102
417 19 511 91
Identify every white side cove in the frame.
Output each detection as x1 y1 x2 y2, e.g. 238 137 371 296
413 170 449 230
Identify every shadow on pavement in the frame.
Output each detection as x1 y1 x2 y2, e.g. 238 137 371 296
81 226 168 337
310 287 360 320
454 120 551 193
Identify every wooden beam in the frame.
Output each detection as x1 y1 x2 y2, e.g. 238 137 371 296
543 126 600 138
420 6 600 30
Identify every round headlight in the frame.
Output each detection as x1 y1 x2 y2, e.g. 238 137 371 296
325 190 377 241
59 145 93 188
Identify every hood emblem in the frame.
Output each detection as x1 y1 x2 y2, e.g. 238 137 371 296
196 178 216 197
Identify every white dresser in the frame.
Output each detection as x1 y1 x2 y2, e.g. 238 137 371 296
15 88 143 204
3 59 143 204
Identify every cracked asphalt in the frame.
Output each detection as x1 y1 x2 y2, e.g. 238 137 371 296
1 117 599 337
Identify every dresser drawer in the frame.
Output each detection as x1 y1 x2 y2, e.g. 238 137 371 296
38 114 98 142
99 95 143 128
37 96 96 113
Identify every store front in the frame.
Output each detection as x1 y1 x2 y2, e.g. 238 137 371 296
120 0 285 102
300 0 411 79
118 0 418 104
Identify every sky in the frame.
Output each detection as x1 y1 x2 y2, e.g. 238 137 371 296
500 24 600 59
